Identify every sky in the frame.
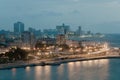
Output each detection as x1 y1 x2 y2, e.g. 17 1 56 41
0 0 120 33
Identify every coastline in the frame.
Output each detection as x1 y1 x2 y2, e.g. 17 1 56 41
0 55 120 70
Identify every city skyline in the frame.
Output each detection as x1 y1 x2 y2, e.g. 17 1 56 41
1 0 120 33
0 22 97 36
1 1 120 80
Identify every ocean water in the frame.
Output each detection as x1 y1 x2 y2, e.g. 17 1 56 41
93 34 120 47
75 34 120 47
103 34 120 47
0 59 120 80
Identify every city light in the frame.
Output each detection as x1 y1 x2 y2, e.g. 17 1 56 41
22 47 30 50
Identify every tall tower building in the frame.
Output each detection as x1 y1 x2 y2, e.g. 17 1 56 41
76 26 82 36
78 26 82 35
14 21 24 33
56 23 70 35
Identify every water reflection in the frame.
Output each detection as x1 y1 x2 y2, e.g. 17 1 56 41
66 59 109 80
57 64 64 76
34 66 51 80
1 59 115 80
57 64 69 80
44 66 51 80
74 61 81 67
34 66 42 80
26 66 30 72
12 68 16 76
25 66 31 77
26 59 109 80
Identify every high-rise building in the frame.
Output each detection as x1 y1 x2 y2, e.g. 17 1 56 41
14 21 24 33
0 34 5 43
28 27 42 39
56 23 70 35
43 29 57 38
78 26 82 35
28 27 36 33
76 26 82 36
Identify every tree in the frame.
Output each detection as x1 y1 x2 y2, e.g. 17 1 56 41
5 48 28 61
35 42 44 49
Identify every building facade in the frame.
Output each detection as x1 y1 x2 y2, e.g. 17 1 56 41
21 31 35 48
14 21 24 33
56 34 66 45
76 26 82 36
0 34 5 43
43 29 57 38
56 23 70 35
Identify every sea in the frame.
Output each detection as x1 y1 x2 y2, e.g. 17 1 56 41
0 34 120 80
71 34 120 47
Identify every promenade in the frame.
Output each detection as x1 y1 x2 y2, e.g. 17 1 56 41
0 53 120 70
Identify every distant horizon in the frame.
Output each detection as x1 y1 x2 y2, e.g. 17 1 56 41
1 21 120 34
1 0 120 33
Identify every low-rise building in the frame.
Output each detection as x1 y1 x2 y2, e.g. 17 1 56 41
56 34 66 45
21 31 35 49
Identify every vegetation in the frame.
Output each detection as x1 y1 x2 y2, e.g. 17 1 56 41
0 48 28 63
35 42 44 49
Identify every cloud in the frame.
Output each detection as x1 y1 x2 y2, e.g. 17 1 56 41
39 11 63 16
67 0 80 2
1 0 120 33
70 10 80 14
104 1 120 7
23 11 63 17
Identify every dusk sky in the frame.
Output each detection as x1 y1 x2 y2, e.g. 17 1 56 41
0 0 120 33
